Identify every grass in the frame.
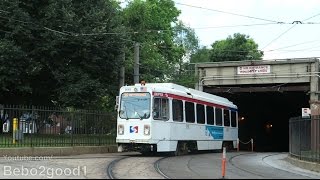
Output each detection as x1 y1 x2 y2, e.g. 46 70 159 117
0 133 116 148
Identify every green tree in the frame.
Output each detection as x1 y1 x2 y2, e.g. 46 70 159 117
0 0 126 109
0 0 45 104
210 33 263 62
190 46 211 63
173 46 211 89
0 0 204 109
171 21 200 88
174 21 199 55
121 0 182 83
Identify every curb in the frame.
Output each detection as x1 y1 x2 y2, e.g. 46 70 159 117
0 145 118 157
286 155 320 173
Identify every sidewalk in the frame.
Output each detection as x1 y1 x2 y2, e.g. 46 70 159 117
263 153 320 179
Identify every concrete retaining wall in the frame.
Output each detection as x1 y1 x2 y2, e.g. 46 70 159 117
0 145 118 157
287 156 320 173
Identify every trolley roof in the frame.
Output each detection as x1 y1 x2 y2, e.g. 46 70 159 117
121 83 237 109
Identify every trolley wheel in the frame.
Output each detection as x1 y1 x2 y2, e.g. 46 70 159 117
222 141 234 152
140 145 157 156
172 142 188 156
187 141 198 154
118 144 123 152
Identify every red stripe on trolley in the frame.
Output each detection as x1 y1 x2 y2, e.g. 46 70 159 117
153 92 228 109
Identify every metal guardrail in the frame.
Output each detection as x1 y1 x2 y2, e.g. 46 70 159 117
289 116 320 163
0 105 116 147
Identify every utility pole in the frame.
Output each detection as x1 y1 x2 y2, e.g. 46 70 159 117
133 42 140 84
119 50 125 88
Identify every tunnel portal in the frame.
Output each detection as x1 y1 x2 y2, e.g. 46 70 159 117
196 58 320 152
215 90 309 152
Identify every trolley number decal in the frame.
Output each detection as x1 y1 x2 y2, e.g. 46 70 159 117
153 92 169 97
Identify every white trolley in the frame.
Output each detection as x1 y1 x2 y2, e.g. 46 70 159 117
116 82 238 155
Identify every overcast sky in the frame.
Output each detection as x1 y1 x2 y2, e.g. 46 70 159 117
174 0 320 60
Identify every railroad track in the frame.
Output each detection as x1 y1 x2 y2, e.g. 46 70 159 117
107 152 316 179
228 152 268 178
107 152 270 179
227 152 308 179
107 155 170 179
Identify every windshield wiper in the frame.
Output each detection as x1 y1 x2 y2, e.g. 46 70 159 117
123 105 129 120
136 112 143 120
133 107 143 120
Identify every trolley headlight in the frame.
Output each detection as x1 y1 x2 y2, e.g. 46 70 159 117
144 125 150 135
118 124 124 135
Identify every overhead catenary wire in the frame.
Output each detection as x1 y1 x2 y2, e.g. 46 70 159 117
302 12 320 22
0 7 319 49
1 8 320 56
172 3 320 56
1 9 319 38
175 2 281 23
191 23 278 29
261 12 320 50
261 24 297 50
266 40 320 51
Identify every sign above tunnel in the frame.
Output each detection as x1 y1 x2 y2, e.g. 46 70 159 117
237 65 271 75
196 58 317 91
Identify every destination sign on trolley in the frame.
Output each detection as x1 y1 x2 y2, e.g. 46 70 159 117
123 92 148 97
237 65 271 75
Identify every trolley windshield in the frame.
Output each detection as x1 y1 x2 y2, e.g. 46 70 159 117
119 92 151 119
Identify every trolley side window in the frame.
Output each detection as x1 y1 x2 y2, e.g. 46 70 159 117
215 107 223 126
153 98 169 120
223 109 230 127
196 104 205 124
173 99 183 122
185 101 195 123
206 106 214 125
231 111 237 127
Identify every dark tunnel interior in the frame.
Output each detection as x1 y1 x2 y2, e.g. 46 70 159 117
219 91 309 152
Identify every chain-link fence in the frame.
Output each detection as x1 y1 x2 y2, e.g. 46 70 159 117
0 105 116 147
289 116 320 163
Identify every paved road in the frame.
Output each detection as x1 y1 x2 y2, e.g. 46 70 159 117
0 153 125 179
263 153 320 179
0 152 319 179
157 152 320 179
